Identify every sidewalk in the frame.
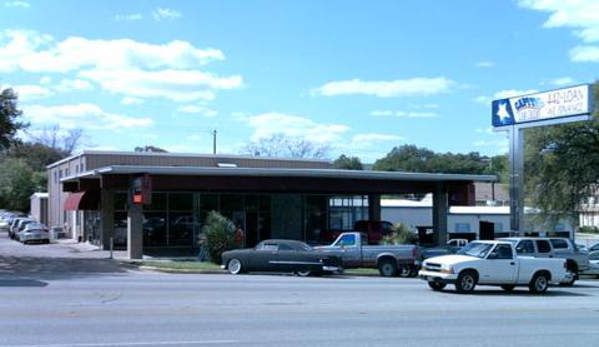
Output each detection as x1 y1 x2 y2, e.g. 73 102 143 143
55 238 129 260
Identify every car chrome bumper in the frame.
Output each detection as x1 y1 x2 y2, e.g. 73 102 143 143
418 270 457 284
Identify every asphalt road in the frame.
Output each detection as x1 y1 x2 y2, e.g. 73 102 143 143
1 232 599 347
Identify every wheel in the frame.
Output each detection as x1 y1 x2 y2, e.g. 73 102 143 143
227 258 243 275
529 272 549 294
560 262 578 287
500 285 516 292
378 259 398 277
455 270 477 293
398 265 411 277
296 270 312 277
428 281 446 291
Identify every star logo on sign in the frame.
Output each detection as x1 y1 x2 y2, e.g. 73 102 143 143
496 101 512 123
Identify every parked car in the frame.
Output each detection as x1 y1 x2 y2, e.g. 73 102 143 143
500 237 589 286
221 239 342 276
580 251 599 278
418 240 572 294
588 243 599 253
19 223 50 244
9 217 35 240
420 238 470 260
314 232 420 277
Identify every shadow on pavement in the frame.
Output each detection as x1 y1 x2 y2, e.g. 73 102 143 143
0 255 133 281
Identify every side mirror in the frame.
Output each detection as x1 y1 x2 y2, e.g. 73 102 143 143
487 252 498 260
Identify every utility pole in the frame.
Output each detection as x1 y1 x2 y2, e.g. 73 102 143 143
212 129 217 154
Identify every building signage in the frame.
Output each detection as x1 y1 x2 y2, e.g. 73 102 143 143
492 84 592 127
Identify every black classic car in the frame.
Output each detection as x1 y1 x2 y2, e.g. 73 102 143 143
221 239 342 276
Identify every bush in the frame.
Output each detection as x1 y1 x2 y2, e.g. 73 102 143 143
380 223 418 245
201 211 238 264
579 226 599 234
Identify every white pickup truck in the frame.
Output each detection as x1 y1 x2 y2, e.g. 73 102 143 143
418 240 572 294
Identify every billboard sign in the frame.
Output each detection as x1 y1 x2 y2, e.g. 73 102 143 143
492 84 592 127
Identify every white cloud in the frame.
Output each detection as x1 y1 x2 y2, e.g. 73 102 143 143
570 45 599 62
153 8 182 21
0 30 225 73
80 69 241 102
245 112 350 144
312 77 455 98
518 0 599 62
121 97 145 105
54 78 93 93
0 30 242 103
23 104 153 130
542 77 576 86
4 1 30 8
475 89 538 105
476 62 495 68
12 84 53 101
178 105 218 117
370 110 438 118
115 13 143 21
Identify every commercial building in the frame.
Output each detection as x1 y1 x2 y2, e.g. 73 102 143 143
47 150 495 259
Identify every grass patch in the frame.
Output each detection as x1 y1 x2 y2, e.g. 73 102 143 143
343 268 380 276
140 261 221 271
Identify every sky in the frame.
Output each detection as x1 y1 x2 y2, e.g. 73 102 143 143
1 0 598 163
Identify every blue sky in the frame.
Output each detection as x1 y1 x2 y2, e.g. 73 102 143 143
1 0 597 162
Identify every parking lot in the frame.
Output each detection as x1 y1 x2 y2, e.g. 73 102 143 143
1 230 599 347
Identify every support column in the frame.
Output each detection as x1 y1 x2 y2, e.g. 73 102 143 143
509 126 525 232
100 189 114 250
433 183 449 246
368 194 381 221
127 203 143 259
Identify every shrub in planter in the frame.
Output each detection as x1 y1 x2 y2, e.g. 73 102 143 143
201 211 238 264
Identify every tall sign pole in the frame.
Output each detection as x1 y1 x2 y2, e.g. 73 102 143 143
492 84 592 232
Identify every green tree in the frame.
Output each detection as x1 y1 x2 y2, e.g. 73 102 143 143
373 144 435 171
333 154 363 170
523 83 598 227
0 158 40 211
0 88 28 151
8 142 68 171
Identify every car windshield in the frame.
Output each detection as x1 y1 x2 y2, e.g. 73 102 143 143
457 242 495 259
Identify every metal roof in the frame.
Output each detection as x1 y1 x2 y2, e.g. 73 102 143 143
86 165 496 182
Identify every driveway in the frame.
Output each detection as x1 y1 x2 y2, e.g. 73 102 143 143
0 231 132 282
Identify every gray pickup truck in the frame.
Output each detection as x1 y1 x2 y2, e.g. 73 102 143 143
314 232 420 277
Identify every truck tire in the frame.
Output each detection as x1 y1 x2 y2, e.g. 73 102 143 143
378 259 398 277
428 281 446 291
455 270 477 293
529 272 550 294
398 265 411 277
559 261 577 287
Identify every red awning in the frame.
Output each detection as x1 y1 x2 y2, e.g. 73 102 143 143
64 192 86 210
63 190 100 210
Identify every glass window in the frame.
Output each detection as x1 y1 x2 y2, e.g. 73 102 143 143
146 193 167 211
515 240 535 254
492 244 513 259
336 233 356 247
169 193 193 211
114 192 128 211
536 240 552 253
550 239 569 249
279 243 294 251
